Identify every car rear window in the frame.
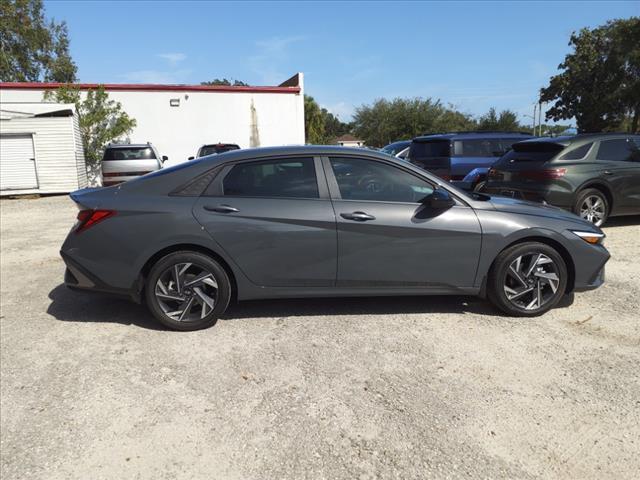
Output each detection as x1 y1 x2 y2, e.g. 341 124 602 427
409 140 450 159
200 144 240 156
103 147 156 161
499 142 564 162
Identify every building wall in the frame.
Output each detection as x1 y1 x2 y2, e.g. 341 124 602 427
0 115 84 194
1 85 305 167
71 114 88 188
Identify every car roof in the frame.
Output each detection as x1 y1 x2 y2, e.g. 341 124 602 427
106 143 153 149
201 143 240 147
514 132 639 148
384 140 411 147
413 131 533 142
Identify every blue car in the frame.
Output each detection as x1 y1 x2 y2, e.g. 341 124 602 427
408 132 534 191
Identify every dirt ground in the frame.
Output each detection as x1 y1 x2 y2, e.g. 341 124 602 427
1 195 639 479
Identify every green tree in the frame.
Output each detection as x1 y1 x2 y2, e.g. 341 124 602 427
200 78 249 86
352 97 475 147
0 0 77 82
540 17 640 133
44 86 137 182
304 95 326 144
477 108 522 131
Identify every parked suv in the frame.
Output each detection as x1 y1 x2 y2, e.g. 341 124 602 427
484 133 640 226
189 143 240 160
408 132 534 190
102 143 166 186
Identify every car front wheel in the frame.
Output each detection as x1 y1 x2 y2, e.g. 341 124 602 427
487 242 567 317
145 251 231 331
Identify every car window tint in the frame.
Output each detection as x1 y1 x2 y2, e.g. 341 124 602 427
330 157 434 203
223 157 318 198
596 139 634 162
409 140 450 159
200 144 240 156
453 139 504 157
559 142 593 160
103 147 157 161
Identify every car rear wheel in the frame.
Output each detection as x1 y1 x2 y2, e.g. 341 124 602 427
473 180 486 193
145 251 231 331
573 188 609 227
487 242 567 317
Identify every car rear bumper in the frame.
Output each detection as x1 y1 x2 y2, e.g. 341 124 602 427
61 250 138 301
102 174 144 186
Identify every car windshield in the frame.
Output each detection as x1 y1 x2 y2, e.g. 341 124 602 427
200 144 240 156
409 140 450 158
103 147 156 161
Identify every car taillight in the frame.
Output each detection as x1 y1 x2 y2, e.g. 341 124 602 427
75 209 116 234
520 168 567 180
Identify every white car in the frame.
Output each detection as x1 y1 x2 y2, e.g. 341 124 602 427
101 143 167 186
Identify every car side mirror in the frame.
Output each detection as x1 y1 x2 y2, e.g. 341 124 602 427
161 155 168 162
424 188 455 209
188 156 195 160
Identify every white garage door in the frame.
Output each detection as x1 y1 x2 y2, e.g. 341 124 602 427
0 135 38 191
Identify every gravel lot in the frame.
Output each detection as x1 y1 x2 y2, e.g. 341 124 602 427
1 195 639 479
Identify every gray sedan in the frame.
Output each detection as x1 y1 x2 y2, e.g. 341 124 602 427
61 146 609 331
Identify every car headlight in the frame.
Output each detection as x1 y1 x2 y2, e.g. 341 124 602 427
571 230 606 245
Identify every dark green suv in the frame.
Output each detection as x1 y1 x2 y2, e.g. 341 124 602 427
484 133 640 226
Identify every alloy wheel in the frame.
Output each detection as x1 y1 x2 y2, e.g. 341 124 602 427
579 195 606 226
503 252 560 311
154 262 218 322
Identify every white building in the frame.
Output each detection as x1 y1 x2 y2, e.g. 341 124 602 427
0 73 305 168
0 103 87 195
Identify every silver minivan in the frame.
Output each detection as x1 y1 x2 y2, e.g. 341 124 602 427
101 143 167 186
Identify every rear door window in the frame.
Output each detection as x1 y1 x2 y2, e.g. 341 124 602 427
103 147 157 161
596 139 637 162
559 142 593 160
223 157 318 198
453 139 503 157
409 140 450 159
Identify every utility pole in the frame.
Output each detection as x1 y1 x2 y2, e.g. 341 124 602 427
538 102 543 136
532 103 537 135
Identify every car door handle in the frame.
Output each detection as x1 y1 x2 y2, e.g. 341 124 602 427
340 211 376 221
204 204 239 213
603 170 613 175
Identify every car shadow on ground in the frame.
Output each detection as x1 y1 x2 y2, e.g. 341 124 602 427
603 215 640 228
47 284 164 330
48 284 575 329
221 295 502 320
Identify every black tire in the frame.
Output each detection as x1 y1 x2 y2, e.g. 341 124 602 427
573 188 609 227
473 180 487 193
145 251 231 331
487 242 567 317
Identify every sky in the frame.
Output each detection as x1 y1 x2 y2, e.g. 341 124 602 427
45 0 638 124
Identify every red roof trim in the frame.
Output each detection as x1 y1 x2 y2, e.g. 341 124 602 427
0 82 301 94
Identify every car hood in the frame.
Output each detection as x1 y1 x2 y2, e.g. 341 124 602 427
485 195 593 226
